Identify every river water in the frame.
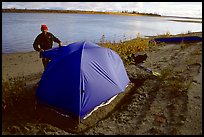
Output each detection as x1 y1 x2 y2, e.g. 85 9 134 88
2 12 202 53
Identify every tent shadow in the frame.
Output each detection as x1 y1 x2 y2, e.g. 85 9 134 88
35 105 80 133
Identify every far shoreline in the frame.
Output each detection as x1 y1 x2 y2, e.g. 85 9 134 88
2 8 202 20
2 8 161 17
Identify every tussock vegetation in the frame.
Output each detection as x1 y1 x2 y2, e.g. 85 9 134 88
99 34 156 65
2 77 27 111
98 32 177 65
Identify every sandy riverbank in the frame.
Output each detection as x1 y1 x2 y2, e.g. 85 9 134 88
2 32 202 135
2 51 43 81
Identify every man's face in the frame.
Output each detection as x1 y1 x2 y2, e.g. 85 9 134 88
41 29 48 34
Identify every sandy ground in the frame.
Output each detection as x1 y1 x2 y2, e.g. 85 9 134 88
2 51 43 81
2 32 202 135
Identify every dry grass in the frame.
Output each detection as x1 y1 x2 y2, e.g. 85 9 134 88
99 34 153 65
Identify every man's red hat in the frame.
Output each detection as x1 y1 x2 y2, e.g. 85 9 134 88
41 24 48 31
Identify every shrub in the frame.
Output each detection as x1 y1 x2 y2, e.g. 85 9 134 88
99 34 150 65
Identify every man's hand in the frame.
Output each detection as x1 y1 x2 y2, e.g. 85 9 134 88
39 48 44 52
59 42 62 47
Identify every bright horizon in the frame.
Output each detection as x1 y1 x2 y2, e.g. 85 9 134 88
2 2 202 18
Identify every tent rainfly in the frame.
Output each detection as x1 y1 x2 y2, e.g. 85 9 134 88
36 41 130 121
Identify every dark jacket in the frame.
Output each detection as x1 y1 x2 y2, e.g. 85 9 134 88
33 32 61 52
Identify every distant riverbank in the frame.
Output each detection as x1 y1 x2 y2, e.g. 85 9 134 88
2 8 162 17
3 8 202 20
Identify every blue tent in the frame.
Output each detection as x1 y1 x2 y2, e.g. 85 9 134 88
36 41 130 120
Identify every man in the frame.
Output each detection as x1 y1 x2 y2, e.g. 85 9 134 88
33 24 62 70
